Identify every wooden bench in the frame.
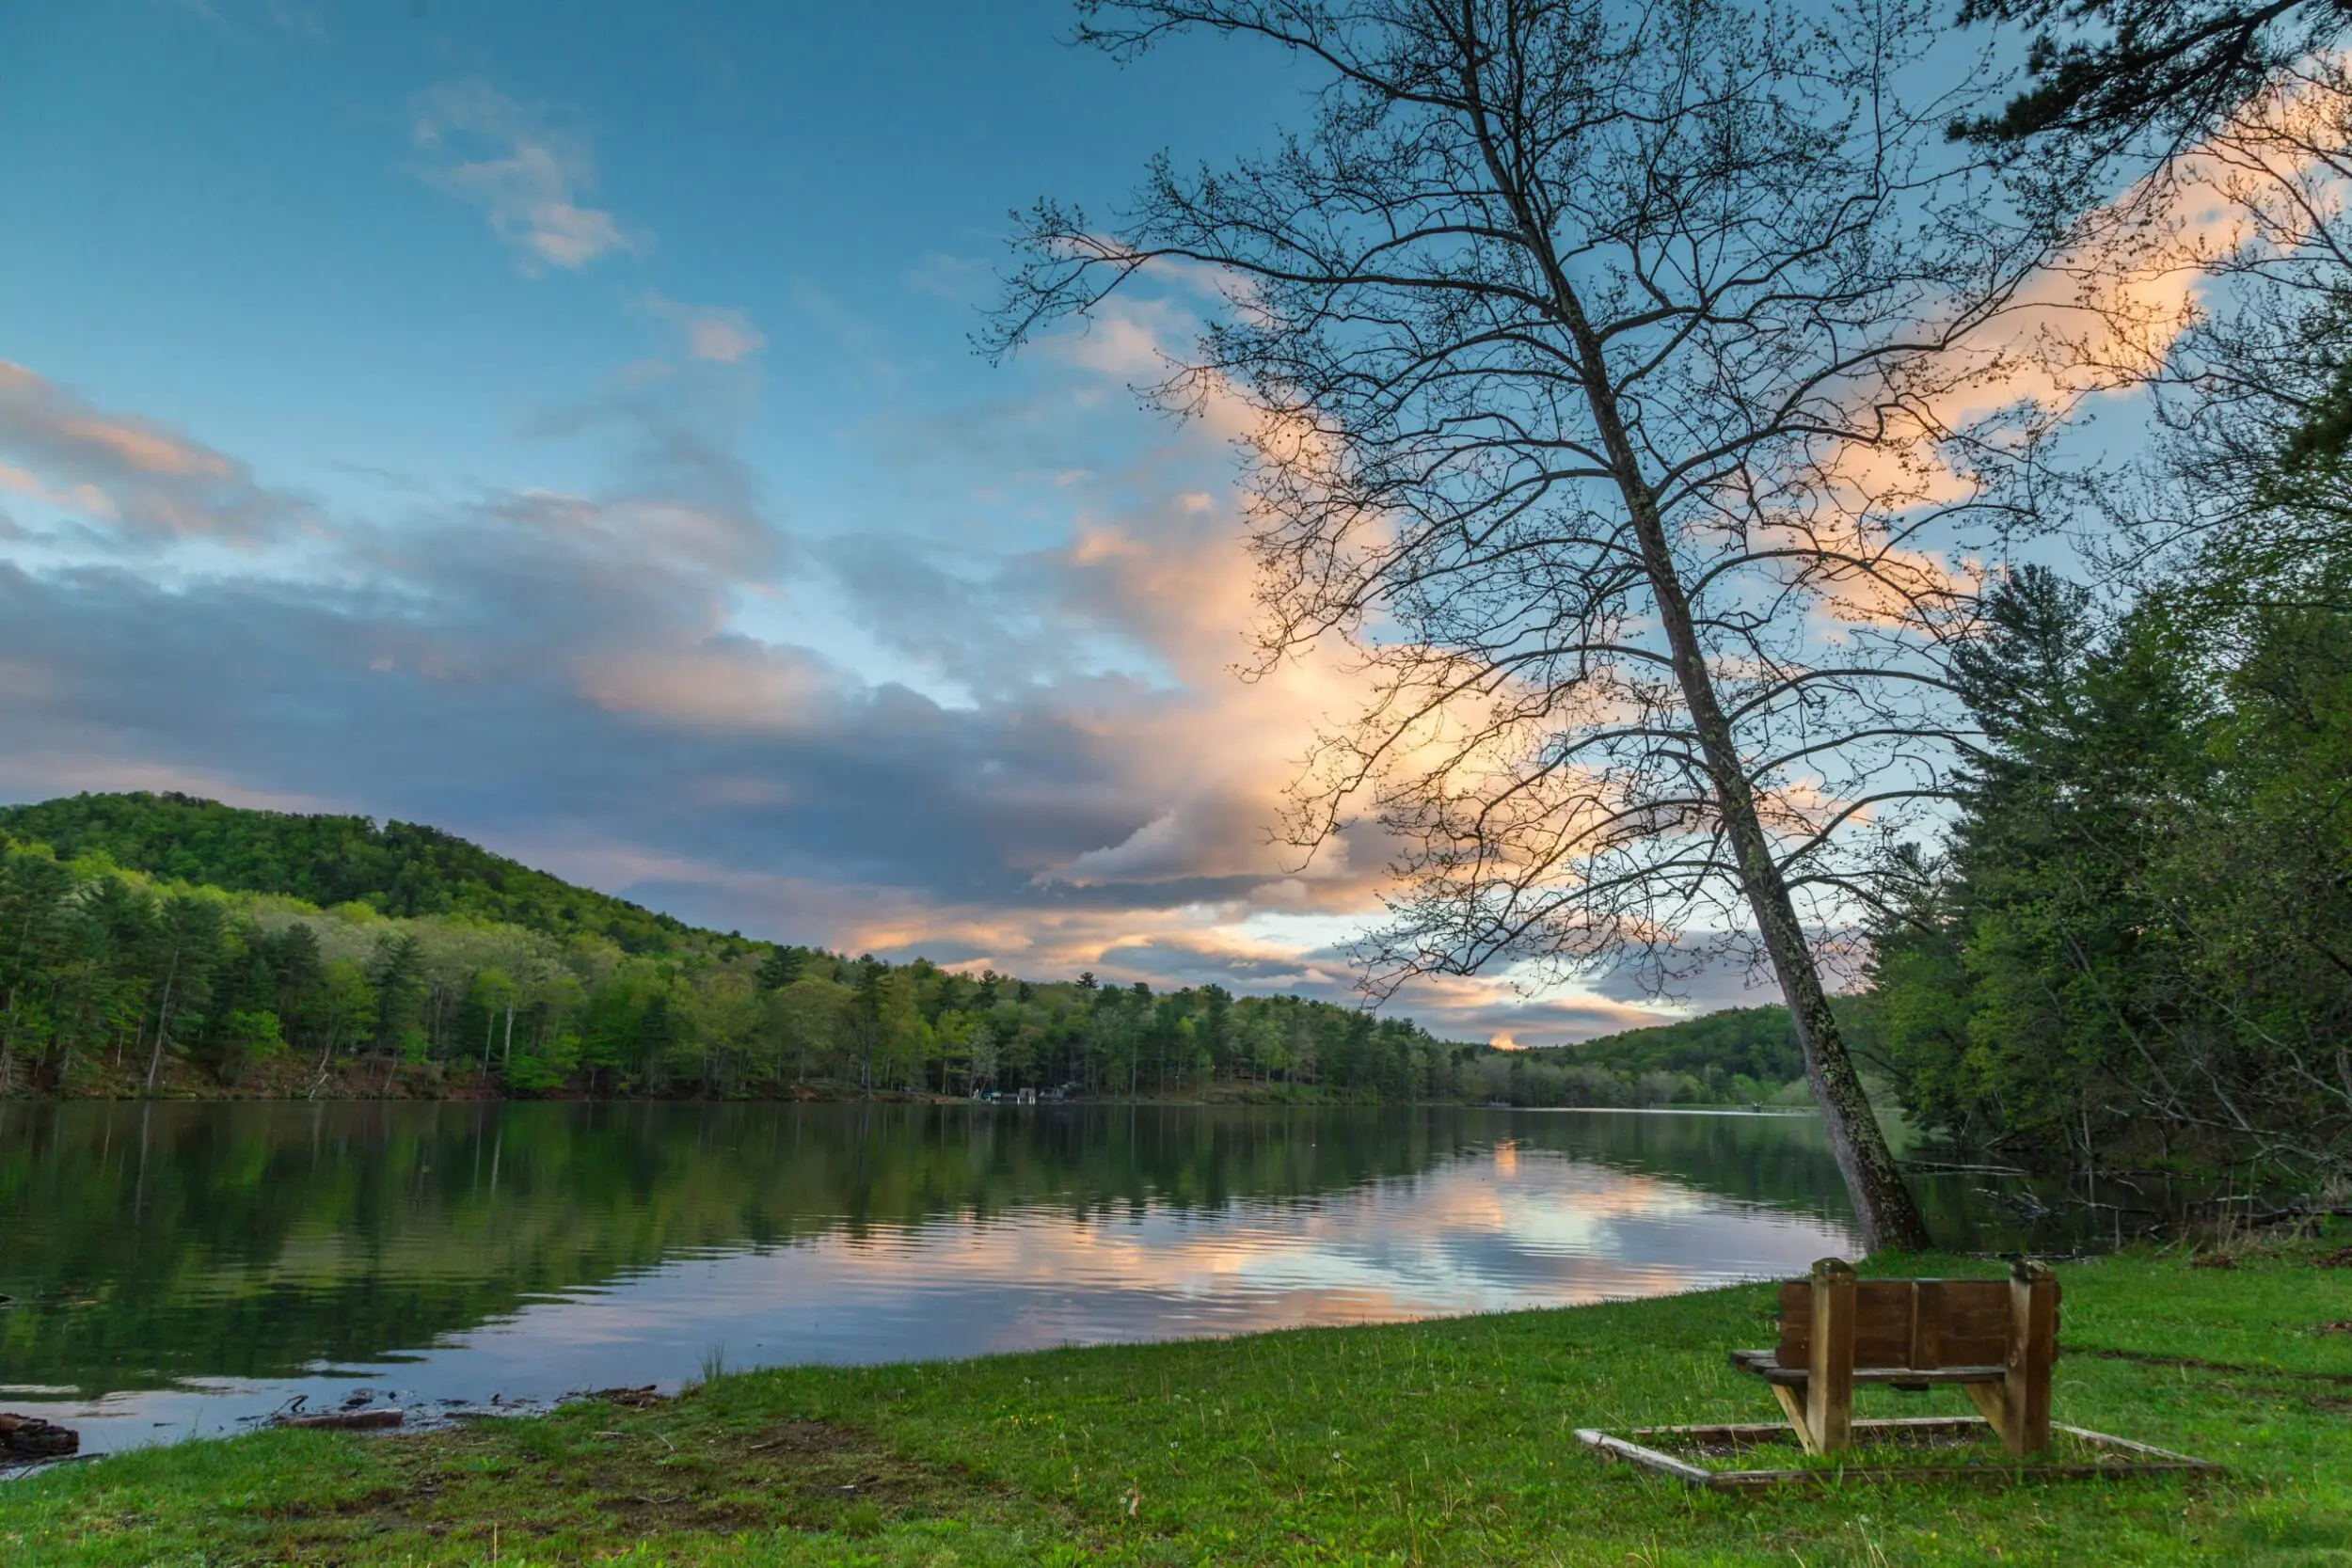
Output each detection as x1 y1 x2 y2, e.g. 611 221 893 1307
1727 1257 2058 1457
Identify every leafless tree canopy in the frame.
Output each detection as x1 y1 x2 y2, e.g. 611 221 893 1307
993 0 2090 1247
999 0 2056 988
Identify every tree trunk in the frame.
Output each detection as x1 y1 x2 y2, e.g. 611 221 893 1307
1549 280 1930 1252
1382 53 1943 1252
144 952 180 1095
1467 103 1929 1243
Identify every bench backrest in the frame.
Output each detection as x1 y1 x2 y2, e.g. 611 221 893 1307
1774 1276 2058 1370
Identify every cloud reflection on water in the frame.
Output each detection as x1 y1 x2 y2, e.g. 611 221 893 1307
11 1126 1853 1454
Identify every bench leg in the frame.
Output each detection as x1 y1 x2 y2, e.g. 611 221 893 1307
1962 1380 2009 1444
2005 1261 2057 1456
1805 1259 1856 1453
1963 1262 2058 1457
1770 1382 1822 1455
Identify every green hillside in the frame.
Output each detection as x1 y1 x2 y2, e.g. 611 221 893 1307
0 791 1819 1108
0 791 711 957
1547 1005 1804 1085
1521 999 1898 1106
0 792 1464 1103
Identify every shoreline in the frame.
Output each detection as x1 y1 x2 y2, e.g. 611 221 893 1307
5 1233 2345 1563
1 1084 1800 1112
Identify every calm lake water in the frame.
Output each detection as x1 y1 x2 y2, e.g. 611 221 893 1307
0 1101 2062 1455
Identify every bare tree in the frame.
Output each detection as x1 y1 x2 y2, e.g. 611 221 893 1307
991 0 2092 1249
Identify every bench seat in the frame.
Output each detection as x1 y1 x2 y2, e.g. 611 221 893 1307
1726 1348 2007 1386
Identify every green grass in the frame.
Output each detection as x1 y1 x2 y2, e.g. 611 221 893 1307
4 1234 2349 1565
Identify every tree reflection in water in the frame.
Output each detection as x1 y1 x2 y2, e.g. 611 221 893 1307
0 1101 2078 1407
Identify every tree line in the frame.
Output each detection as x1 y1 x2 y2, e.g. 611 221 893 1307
0 812 1791 1106
0 791 707 956
0 841 1432 1101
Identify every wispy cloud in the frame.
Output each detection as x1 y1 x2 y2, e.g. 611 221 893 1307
410 80 648 274
156 0 226 26
0 361 306 545
0 327 1690 1046
155 0 325 37
638 293 766 364
265 0 326 40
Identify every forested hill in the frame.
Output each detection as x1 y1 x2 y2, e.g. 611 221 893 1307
0 790 1824 1108
1515 1003 1895 1106
0 791 1476 1102
0 792 713 957
1549 1006 1804 1085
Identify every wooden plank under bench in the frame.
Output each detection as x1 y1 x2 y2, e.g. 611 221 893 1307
1576 1418 2223 1490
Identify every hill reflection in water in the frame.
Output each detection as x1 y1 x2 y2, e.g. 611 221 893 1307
0 1101 2025 1452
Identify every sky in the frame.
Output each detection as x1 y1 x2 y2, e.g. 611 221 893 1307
0 0 1871 1044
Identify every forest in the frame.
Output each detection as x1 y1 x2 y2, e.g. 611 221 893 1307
1861 559 2352 1181
0 792 1770 1107
9 649 2350 1186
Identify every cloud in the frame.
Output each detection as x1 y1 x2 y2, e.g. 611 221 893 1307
639 293 765 364
157 0 226 25
577 637 839 733
266 0 326 39
0 361 305 545
410 81 647 274
0 333 1701 1047
156 0 326 37
903 252 993 304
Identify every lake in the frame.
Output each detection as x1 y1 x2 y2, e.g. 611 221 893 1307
0 1101 2065 1456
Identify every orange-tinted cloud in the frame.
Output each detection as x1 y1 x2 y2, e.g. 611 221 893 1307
0 361 303 543
0 318 1710 1049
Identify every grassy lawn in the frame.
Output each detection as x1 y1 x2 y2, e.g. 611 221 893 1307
3 1232 2347 1565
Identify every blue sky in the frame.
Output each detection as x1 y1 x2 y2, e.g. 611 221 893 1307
0 0 1829 1042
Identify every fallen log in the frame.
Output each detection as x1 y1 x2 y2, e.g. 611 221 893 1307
591 1385 664 1408
0 1412 80 1459
274 1408 405 1431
